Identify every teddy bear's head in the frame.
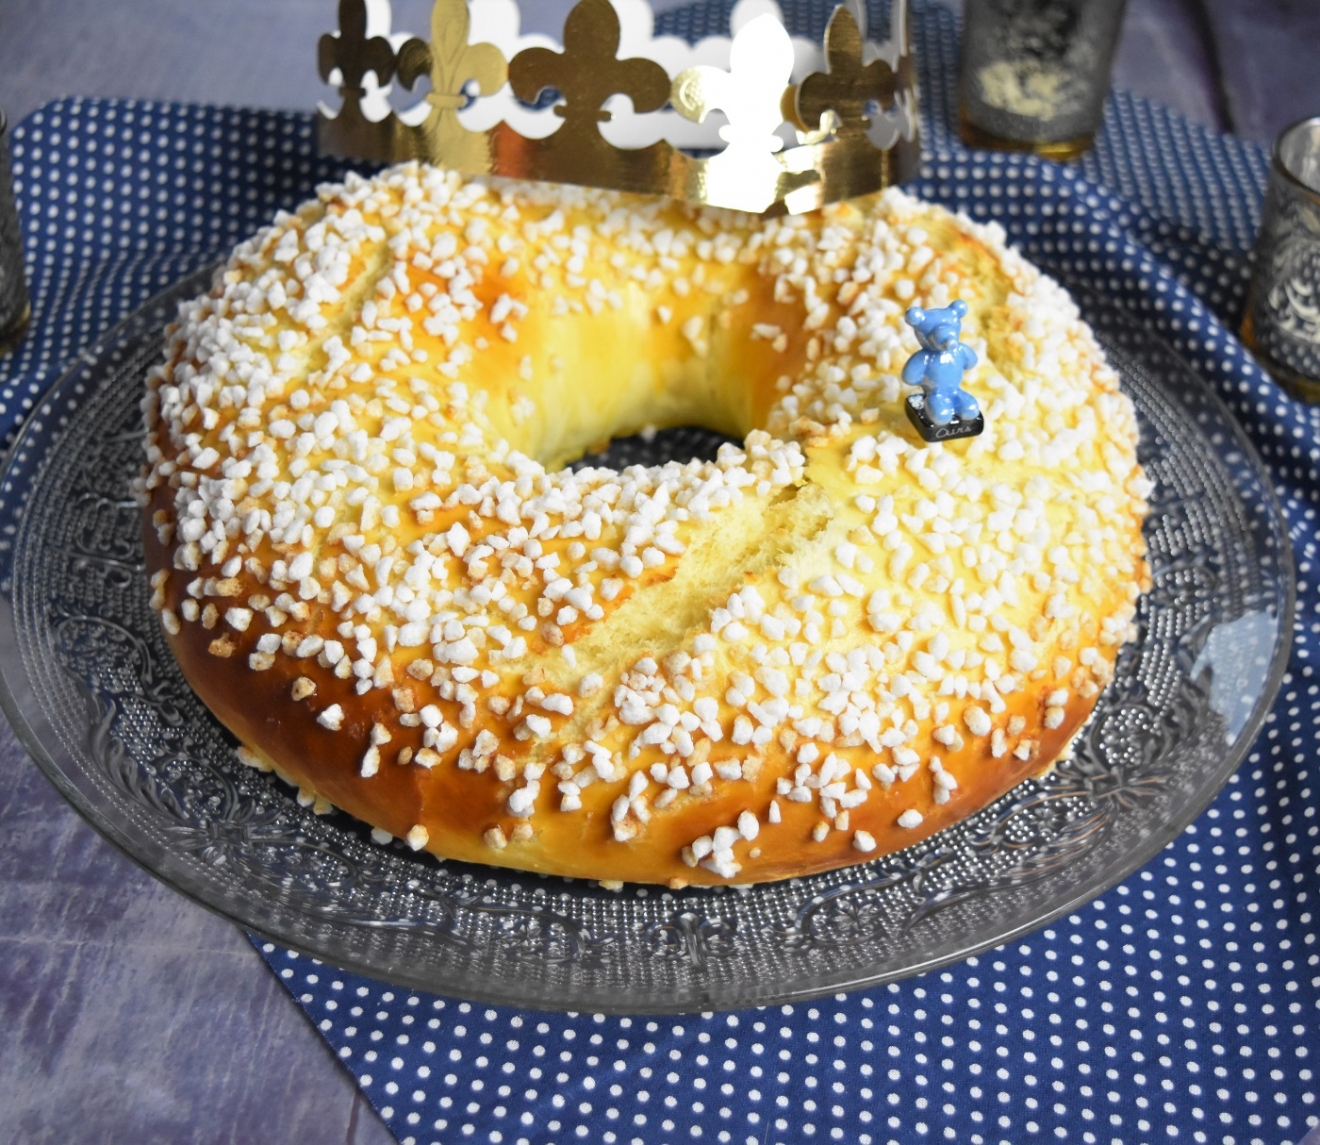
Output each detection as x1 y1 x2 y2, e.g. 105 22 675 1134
905 300 968 353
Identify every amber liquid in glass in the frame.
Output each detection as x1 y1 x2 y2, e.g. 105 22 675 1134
1241 310 1320 404
958 109 1095 163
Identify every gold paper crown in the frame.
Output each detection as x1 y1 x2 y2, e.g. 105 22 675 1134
316 0 919 215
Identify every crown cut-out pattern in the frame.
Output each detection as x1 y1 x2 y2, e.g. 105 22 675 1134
797 6 899 138
511 0 672 129
397 0 508 170
316 0 920 215
671 15 821 214
318 0 399 161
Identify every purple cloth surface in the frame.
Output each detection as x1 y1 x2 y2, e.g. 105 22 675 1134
0 725 394 1142
1199 0 1320 144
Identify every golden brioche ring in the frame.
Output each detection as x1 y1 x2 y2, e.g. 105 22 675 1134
139 164 1150 887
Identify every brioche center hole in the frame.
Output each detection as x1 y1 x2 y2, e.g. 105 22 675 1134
567 425 742 473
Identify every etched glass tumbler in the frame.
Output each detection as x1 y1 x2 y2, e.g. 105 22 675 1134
958 0 1127 161
1243 117 1320 402
0 106 30 354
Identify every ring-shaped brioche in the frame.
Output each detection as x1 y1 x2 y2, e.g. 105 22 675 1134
140 164 1150 887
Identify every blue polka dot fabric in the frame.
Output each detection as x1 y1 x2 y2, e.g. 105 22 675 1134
1 3 1317 1143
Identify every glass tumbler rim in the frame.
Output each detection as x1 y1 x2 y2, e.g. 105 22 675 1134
1274 116 1320 201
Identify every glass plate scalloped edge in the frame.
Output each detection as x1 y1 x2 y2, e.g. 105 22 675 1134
0 267 1294 1014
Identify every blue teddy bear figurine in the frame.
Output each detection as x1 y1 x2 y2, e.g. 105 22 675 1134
901 300 982 433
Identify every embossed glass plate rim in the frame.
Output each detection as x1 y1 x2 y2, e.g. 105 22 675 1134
0 265 1296 1014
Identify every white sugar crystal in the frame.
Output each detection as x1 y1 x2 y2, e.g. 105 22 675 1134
964 706 992 737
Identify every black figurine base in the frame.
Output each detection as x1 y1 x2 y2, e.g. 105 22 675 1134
905 394 985 443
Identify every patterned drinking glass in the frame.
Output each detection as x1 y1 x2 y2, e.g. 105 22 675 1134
0 106 30 354
1242 116 1320 402
958 0 1128 161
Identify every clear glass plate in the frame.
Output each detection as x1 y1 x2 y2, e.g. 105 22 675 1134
0 267 1293 1013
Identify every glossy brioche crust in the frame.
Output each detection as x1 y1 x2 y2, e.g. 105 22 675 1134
144 576 1100 885
141 166 1150 887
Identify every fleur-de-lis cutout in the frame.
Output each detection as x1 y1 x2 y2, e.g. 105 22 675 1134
670 14 819 214
672 13 792 156
398 0 508 143
313 0 920 214
318 0 398 123
508 0 671 133
795 5 899 139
